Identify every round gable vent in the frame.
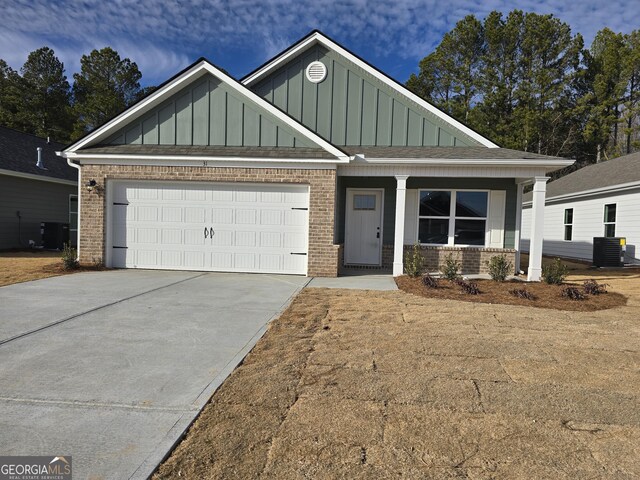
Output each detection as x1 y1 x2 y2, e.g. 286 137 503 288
305 61 327 83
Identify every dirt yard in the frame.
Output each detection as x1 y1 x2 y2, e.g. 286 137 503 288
154 271 640 479
0 251 69 286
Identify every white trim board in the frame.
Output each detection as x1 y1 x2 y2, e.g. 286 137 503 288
0 168 77 186
242 31 499 149
523 181 640 207
60 60 349 162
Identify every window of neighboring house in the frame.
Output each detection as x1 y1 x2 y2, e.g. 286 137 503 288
604 203 616 237
418 190 488 246
564 208 573 241
69 195 78 245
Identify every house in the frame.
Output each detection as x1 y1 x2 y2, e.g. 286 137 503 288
521 152 640 265
57 30 572 280
0 126 78 249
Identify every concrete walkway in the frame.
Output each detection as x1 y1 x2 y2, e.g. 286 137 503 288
0 270 308 480
307 274 397 290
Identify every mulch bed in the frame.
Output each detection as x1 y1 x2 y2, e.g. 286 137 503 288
395 276 627 311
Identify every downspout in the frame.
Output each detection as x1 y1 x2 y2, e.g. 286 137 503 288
59 152 81 261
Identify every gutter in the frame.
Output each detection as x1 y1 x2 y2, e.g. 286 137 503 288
59 151 81 260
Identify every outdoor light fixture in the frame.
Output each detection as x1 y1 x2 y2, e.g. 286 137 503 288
86 179 102 194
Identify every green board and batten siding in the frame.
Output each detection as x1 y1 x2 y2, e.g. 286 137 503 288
106 74 314 148
251 44 480 148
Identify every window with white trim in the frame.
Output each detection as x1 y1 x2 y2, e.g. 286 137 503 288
418 190 488 246
604 203 616 237
69 194 78 241
564 208 573 241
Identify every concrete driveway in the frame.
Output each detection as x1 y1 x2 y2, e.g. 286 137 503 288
0 270 308 480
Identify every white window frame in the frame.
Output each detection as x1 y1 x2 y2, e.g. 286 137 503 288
69 194 78 235
417 189 490 247
603 203 617 237
563 208 573 241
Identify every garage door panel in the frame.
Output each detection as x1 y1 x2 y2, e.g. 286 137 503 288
211 208 233 224
259 254 282 271
211 252 233 269
211 230 233 247
185 188 207 201
235 231 256 247
137 250 158 266
236 191 257 202
284 210 306 226
184 251 205 268
260 232 282 248
110 181 309 274
260 210 282 225
184 229 206 245
162 207 183 222
184 207 205 223
234 253 256 269
161 229 182 245
137 206 158 222
235 210 256 224
138 188 159 200
283 232 306 249
137 228 158 244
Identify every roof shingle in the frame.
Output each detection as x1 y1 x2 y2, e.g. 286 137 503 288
0 126 77 182
523 152 640 202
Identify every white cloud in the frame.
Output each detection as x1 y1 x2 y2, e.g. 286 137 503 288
0 0 635 83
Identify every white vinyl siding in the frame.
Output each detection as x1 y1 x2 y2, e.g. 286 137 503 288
521 188 640 264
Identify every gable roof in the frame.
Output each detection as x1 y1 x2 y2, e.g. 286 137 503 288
523 151 640 203
0 126 77 183
60 58 349 162
242 30 499 149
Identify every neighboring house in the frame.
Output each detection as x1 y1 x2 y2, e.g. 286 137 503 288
521 152 640 265
58 31 572 280
0 126 78 249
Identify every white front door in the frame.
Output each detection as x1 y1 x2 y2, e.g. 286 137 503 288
108 181 309 275
345 189 383 265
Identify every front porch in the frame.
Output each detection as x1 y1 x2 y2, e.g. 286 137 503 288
335 167 550 281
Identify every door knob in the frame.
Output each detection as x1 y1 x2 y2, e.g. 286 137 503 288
210 227 214 237
204 227 209 239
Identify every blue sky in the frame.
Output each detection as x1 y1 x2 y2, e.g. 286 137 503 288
0 0 636 87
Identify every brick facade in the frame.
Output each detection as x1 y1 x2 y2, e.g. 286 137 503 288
399 245 517 276
339 244 515 276
78 165 339 277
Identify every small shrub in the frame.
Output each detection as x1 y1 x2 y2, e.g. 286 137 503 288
486 254 513 282
422 273 439 289
456 279 480 295
583 279 608 295
441 253 461 281
92 257 105 269
404 244 424 277
509 287 535 300
541 258 569 285
61 243 79 270
562 286 585 301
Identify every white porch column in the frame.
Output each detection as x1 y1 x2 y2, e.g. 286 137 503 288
527 176 549 281
514 182 524 273
393 175 409 276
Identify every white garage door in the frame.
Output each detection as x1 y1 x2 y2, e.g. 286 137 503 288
108 181 309 275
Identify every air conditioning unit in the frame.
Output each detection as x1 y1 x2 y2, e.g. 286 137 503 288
592 237 626 267
41 222 70 250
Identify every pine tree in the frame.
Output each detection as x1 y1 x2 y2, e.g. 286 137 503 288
72 47 142 138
